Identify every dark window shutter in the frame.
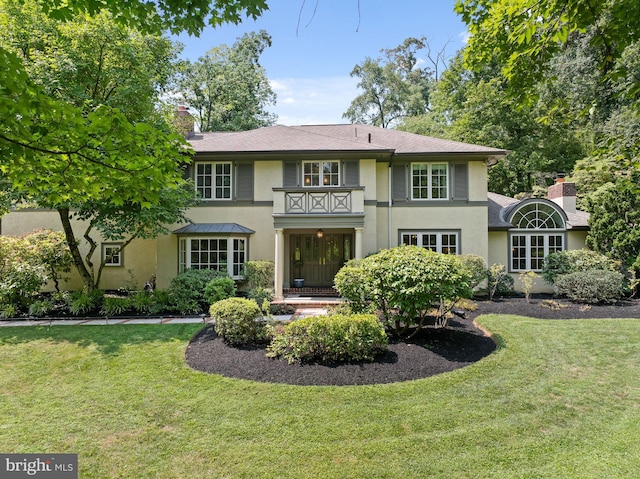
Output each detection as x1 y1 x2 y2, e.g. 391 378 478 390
392 164 407 201
453 163 468 200
343 160 359 186
283 161 299 187
235 162 253 201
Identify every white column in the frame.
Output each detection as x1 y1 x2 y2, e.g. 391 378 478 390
274 228 284 300
354 227 364 259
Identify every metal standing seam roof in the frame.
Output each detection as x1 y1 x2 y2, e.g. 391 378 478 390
173 223 255 234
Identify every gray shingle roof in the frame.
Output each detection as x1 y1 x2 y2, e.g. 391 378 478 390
189 124 507 157
488 192 589 230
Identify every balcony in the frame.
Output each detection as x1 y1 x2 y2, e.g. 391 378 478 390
272 187 365 215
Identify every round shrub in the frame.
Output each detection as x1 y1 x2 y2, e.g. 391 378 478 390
210 297 264 345
266 313 388 364
204 276 237 305
333 259 372 313
168 269 225 314
542 249 619 284
554 269 624 304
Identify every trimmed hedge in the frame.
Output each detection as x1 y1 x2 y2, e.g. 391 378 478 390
210 297 264 345
554 269 624 304
266 313 388 364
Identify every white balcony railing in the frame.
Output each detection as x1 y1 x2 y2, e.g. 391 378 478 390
272 188 364 215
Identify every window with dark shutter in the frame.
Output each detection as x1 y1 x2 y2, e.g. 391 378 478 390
392 164 407 201
453 163 468 201
235 162 253 201
283 161 299 187
343 160 359 186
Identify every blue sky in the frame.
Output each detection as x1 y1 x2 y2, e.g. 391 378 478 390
172 1 468 126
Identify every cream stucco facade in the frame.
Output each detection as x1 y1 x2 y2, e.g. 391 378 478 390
1 124 589 296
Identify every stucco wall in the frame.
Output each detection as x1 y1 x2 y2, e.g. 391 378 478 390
1 209 156 291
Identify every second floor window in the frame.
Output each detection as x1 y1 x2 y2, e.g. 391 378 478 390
401 231 459 254
303 161 340 186
196 162 231 200
412 163 448 200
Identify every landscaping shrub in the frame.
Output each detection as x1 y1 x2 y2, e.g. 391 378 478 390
460 254 487 289
67 288 104 316
487 263 514 300
242 260 274 290
334 246 473 336
204 276 237 305
554 270 624 304
210 297 264 345
168 269 225 314
247 287 274 313
266 313 388 364
542 249 619 284
333 259 374 313
101 296 131 316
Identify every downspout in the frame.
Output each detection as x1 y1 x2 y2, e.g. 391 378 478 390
388 158 393 248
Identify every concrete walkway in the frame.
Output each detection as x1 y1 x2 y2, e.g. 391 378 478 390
0 307 331 327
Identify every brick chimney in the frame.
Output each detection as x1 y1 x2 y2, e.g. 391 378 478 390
548 177 576 214
175 104 195 139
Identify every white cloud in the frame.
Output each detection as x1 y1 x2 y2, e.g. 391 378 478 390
268 76 359 125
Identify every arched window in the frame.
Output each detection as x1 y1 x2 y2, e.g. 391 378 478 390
508 201 566 272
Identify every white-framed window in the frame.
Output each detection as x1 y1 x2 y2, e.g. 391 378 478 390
411 163 448 200
179 237 246 278
303 160 340 186
102 243 123 266
401 231 459 254
508 201 566 272
195 162 232 200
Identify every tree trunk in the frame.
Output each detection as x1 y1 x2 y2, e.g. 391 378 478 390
58 207 96 291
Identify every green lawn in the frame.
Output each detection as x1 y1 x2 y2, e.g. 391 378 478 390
0 316 639 478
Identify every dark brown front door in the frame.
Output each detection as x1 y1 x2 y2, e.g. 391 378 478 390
290 233 353 287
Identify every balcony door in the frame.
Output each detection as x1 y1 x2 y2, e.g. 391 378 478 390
290 233 353 287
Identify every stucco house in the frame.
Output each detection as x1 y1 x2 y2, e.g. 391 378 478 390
1 124 589 295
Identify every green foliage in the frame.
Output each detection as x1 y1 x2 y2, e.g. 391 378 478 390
242 260 274 290
204 276 237 305
542 249 619 284
487 264 514 300
177 31 276 132
344 37 442 128
266 313 388 364
460 254 487 289
246 287 274 308
67 288 104 316
0 3 195 290
586 174 640 268
28 299 55 318
0 230 72 310
334 246 473 336
40 0 269 36
554 270 624 304
333 259 374 314
101 296 131 316
210 297 264 346
168 269 225 314
519 271 538 303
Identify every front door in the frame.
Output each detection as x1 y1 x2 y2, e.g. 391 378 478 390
291 233 353 287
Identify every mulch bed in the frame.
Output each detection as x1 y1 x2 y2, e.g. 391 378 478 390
185 295 640 386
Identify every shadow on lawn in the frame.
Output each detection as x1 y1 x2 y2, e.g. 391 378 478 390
0 323 199 355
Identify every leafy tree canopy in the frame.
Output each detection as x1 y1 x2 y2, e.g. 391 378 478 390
39 0 268 36
455 0 640 107
178 30 277 131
